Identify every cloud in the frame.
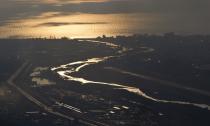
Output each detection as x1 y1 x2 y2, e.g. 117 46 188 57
33 21 108 27
1 0 210 20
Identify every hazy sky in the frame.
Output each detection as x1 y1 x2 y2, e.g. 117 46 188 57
0 0 210 35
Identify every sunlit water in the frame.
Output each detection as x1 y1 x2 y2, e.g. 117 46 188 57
30 67 56 86
0 13 149 38
51 39 210 111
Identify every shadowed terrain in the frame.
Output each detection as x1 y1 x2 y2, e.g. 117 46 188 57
0 34 210 126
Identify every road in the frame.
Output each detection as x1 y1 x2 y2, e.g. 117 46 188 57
7 61 109 126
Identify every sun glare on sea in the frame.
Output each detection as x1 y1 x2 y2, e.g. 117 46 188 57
0 12 146 38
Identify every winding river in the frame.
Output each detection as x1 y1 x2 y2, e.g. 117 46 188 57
51 39 210 111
